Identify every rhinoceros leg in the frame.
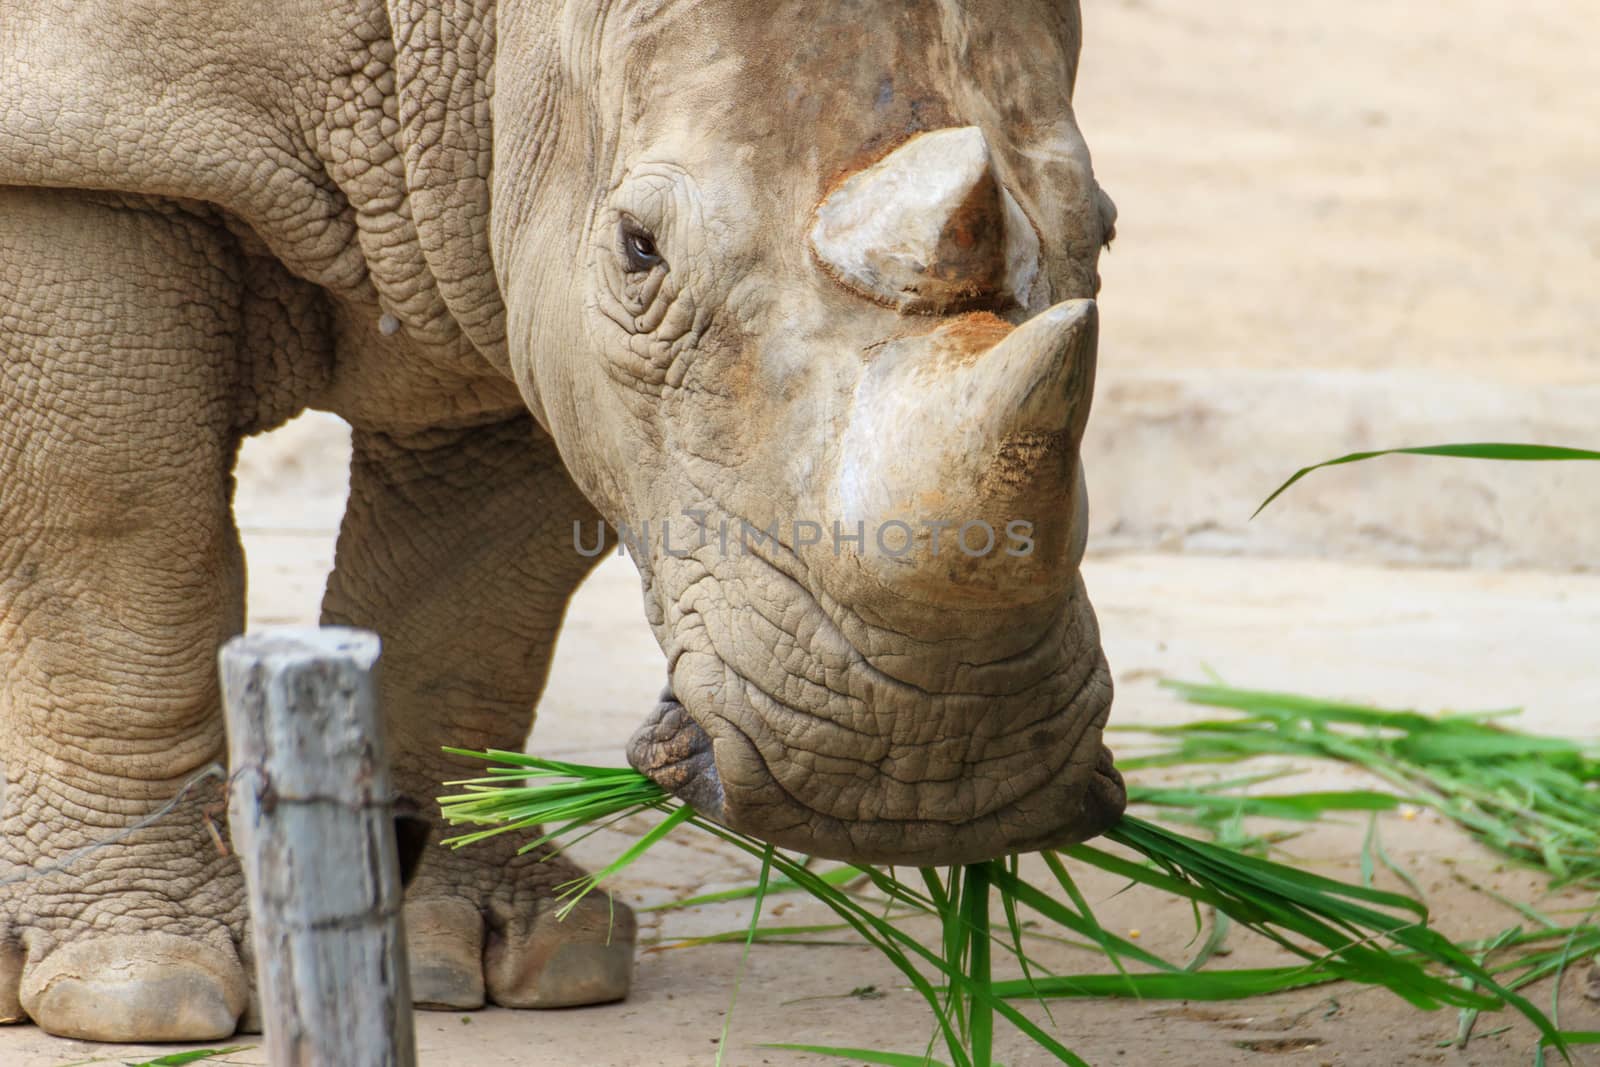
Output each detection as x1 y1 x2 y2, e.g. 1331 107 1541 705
320 419 634 1011
0 188 252 1041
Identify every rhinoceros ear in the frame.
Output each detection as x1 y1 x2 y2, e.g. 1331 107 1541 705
387 0 509 372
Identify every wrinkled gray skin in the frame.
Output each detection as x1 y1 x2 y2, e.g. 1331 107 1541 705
0 0 1123 1043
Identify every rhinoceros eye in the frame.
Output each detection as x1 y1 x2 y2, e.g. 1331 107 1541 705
620 217 664 273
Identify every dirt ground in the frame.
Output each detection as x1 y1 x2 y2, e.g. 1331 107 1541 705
6 1 1599 1064
16 553 1600 1067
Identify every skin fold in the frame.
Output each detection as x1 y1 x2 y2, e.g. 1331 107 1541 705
0 0 1122 1043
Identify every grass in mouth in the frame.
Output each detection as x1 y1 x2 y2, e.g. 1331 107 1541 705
440 743 1588 1065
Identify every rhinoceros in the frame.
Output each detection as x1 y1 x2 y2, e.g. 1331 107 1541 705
0 0 1123 1042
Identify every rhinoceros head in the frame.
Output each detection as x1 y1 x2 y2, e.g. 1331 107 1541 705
490 0 1124 865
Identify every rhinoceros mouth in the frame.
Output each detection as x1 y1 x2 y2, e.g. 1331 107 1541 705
618 508 1128 866
625 661 1127 868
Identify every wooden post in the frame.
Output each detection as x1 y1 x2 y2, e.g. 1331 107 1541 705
220 626 417 1067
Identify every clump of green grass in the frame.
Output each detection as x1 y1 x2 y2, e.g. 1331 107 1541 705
440 748 1578 1065
1137 682 1600 888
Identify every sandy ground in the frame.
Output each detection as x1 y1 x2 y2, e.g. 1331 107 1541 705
5 1 1598 1064
14 547 1600 1067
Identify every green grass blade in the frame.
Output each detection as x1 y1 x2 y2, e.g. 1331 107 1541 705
988 966 1337 1001
124 1050 253 1067
555 805 693 918
761 1044 953 1067
997 853 1056 1027
1185 906 1233 972
649 920 906 950
639 864 866 912
1039 851 1137 986
980 987 1091 1067
987 862 1175 973
1538 1031 1600 1067
1132 786 1401 821
1254 442 1600 517
1453 925 1522 1049
924 868 966 1042
964 864 993 1067
1363 814 1429 902
688 818 975 1067
715 846 773 1067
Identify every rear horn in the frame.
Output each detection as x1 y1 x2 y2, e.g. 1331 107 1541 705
810 126 1042 313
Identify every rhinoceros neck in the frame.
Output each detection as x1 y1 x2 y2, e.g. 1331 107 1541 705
0 0 523 425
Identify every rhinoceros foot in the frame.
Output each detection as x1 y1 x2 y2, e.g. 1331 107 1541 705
0 791 250 1043
13 932 247 1042
403 840 634 1012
